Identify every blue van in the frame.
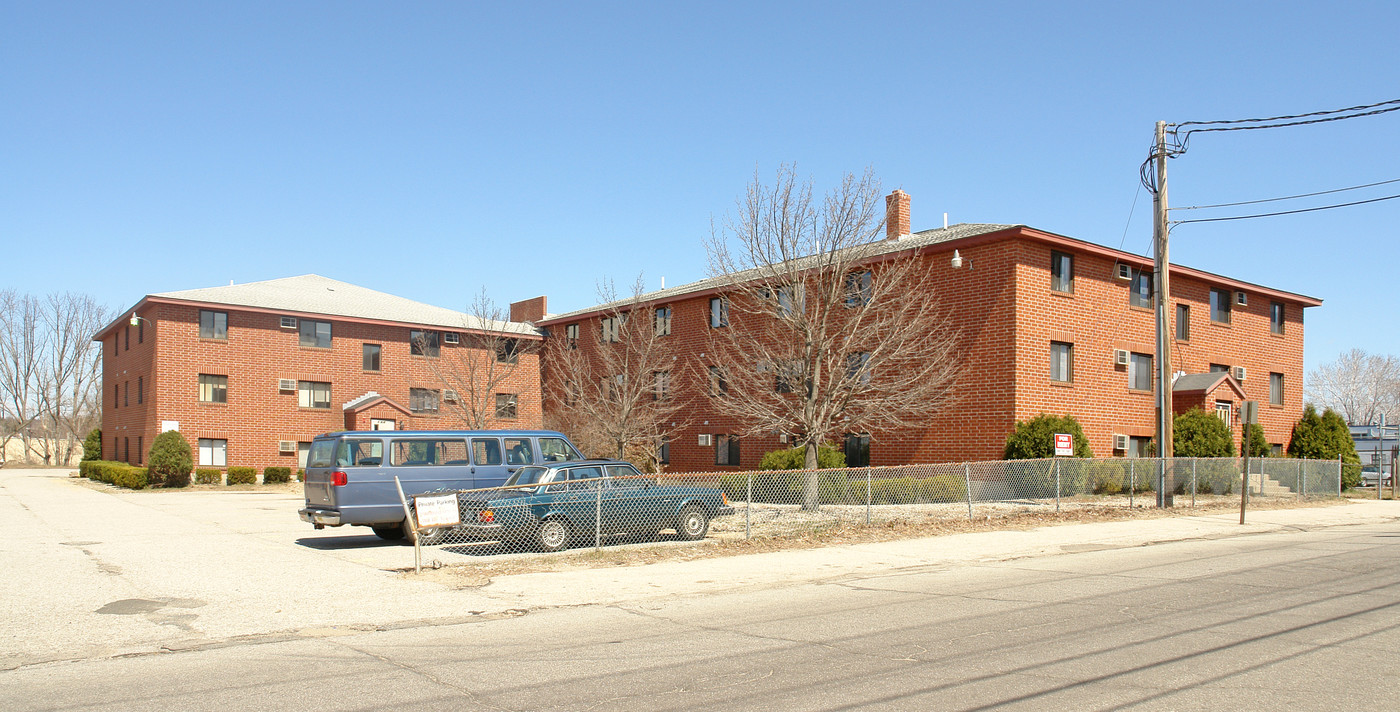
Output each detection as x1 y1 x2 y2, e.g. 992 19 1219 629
299 429 584 540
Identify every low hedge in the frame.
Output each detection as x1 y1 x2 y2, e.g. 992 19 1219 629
296 469 305 482
721 471 967 505
195 468 223 485
82 460 148 490
226 467 257 485
263 466 292 484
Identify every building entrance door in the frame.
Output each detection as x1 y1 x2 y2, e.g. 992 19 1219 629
371 418 396 431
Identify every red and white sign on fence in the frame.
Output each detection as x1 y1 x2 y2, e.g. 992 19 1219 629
1053 433 1073 457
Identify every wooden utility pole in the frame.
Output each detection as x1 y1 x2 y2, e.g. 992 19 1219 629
1153 121 1175 507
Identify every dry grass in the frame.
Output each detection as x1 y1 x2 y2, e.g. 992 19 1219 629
416 495 1348 588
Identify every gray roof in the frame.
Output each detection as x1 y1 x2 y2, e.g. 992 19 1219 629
544 223 1015 321
1171 372 1231 393
149 274 537 335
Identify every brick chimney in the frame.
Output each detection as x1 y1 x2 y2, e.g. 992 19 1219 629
509 296 547 323
886 190 910 240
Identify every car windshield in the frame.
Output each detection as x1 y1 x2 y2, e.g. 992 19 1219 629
505 466 552 488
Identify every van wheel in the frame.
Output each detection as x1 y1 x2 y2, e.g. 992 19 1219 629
536 518 571 552
373 524 406 541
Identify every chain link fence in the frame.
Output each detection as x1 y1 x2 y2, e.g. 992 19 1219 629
399 457 1342 568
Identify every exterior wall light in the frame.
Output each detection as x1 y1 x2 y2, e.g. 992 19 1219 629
950 250 972 270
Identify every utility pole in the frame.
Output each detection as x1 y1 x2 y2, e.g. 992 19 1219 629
1153 121 1175 507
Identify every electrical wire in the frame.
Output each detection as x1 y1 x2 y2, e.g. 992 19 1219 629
1172 177 1400 211
1170 192 1400 226
1171 98 1400 130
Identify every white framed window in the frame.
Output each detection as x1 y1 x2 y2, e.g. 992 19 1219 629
1270 372 1284 406
299 320 332 348
198 374 228 403
1129 353 1152 391
198 438 227 467
297 381 331 409
1050 342 1073 382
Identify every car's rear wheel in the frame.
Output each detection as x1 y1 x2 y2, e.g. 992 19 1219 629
373 524 406 541
536 518 571 552
675 505 710 541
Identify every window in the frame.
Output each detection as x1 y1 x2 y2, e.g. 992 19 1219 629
391 439 468 466
564 323 579 349
1270 443 1283 457
330 439 384 467
410 330 440 357
1210 363 1230 374
769 284 801 318
1126 436 1153 458
472 438 502 466
136 436 142 465
124 325 130 351
1175 304 1189 341
654 306 672 336
846 352 871 385
123 381 128 406
1270 301 1285 334
845 271 873 307
1270 372 1284 406
1050 251 1073 293
709 297 728 328
1050 342 1073 382
123 437 129 462
1210 288 1232 323
715 435 740 466
198 438 227 467
774 364 795 394
112 383 118 408
540 437 583 462
504 438 534 465
197 374 227 403
363 344 381 371
137 376 143 404
1215 400 1233 427
297 381 331 409
280 316 297 329
601 316 622 343
709 366 728 396
299 320 332 348
1129 269 1152 308
658 439 670 465
138 319 143 343
497 338 520 364
495 393 518 419
1128 353 1152 391
199 310 227 339
409 387 439 414
844 433 870 467
653 370 670 400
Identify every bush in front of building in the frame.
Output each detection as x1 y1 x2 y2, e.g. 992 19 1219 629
226 467 257 485
1173 408 1236 457
296 468 305 482
757 444 846 471
1002 414 1093 460
83 460 148 490
1287 404 1362 488
147 431 193 488
195 469 222 485
263 467 292 484
82 429 102 462
1243 423 1269 458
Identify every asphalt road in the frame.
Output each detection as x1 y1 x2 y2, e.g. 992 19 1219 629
4 509 1397 710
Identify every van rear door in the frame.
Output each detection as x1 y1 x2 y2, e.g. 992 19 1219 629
303 437 342 508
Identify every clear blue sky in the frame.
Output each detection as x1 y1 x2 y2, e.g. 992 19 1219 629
4 1 1397 371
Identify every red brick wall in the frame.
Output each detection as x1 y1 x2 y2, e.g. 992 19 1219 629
100 304 543 470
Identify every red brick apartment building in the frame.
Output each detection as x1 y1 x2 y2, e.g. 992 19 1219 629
536 191 1321 472
95 275 542 469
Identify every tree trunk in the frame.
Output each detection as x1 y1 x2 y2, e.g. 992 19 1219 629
801 440 821 511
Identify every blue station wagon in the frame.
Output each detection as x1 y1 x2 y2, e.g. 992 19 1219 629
419 459 735 551
299 430 585 540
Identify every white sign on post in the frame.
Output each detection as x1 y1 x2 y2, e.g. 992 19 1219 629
413 493 461 529
1053 433 1074 457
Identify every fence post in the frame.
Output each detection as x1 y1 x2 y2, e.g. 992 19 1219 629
745 469 752 540
1338 455 1343 498
1298 458 1304 501
594 476 602 551
1055 458 1061 513
964 462 973 521
1191 459 1196 508
394 476 420 574
1129 460 1134 508
865 468 872 526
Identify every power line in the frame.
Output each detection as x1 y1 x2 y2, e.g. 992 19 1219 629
1170 192 1400 226
1172 98 1400 130
1172 177 1400 211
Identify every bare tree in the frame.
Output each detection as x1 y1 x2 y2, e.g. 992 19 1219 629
703 167 960 509
1306 348 1400 425
0 291 44 462
544 277 687 470
419 288 539 430
33 293 109 464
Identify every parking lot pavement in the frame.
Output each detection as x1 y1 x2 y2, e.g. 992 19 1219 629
4 466 1398 673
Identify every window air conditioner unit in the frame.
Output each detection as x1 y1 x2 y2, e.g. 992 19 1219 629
277 378 296 391
697 434 712 447
1235 291 1248 306
1114 349 1130 366
444 389 459 402
278 440 296 454
1234 366 1247 381
280 316 297 329
443 332 459 344
1114 264 1132 281
778 433 789 444
1113 434 1130 451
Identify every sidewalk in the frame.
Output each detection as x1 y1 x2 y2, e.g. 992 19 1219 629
3 464 1396 670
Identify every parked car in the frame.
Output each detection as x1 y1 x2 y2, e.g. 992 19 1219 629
415 459 735 551
1360 465 1392 488
299 430 585 540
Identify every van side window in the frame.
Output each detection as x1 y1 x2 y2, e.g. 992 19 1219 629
391 439 466 466
539 437 583 462
504 438 533 465
336 439 384 467
472 439 503 466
